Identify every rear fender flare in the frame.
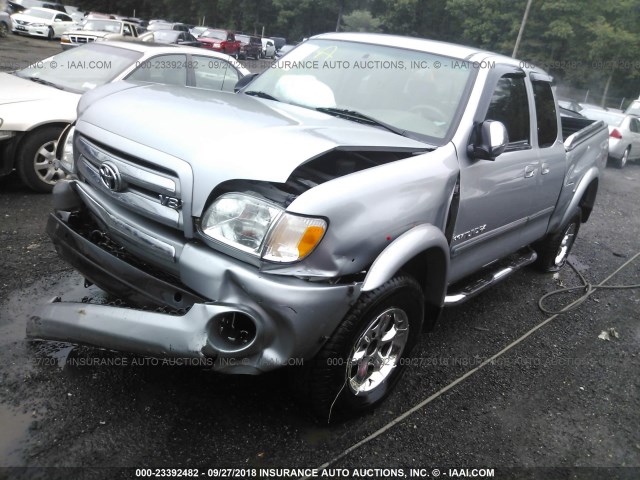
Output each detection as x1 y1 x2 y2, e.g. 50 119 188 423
558 167 599 229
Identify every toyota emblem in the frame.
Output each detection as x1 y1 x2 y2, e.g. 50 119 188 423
99 162 123 192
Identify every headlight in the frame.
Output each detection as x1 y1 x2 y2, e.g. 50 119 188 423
201 193 327 262
56 126 75 173
201 193 283 255
61 34 70 42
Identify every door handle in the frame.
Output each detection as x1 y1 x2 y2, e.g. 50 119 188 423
541 163 550 175
524 165 538 178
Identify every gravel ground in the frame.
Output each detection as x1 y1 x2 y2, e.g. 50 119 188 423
0 33 639 480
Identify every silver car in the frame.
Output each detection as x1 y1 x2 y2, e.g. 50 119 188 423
581 108 640 168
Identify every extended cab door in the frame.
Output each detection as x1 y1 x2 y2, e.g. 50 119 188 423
449 67 541 282
522 75 565 243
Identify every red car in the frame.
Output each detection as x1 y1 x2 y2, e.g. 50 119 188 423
198 29 240 57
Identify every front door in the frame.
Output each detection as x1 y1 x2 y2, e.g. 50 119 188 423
450 69 540 282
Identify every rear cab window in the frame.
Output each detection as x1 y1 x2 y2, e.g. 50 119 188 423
531 80 559 148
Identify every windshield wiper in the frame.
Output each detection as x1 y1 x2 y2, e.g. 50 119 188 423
244 90 280 102
316 107 408 137
29 77 64 90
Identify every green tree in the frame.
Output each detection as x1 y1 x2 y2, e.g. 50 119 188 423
341 9 381 32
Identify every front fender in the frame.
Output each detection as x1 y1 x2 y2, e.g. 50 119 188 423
362 224 449 295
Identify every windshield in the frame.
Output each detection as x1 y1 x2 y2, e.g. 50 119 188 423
202 30 226 40
82 20 121 32
247 39 474 143
22 8 54 19
14 43 142 93
148 23 173 31
626 101 640 116
153 30 180 42
581 109 625 127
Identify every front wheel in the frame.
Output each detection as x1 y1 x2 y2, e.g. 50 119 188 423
47 27 54 40
293 274 424 421
533 206 581 272
0 21 9 38
16 126 66 192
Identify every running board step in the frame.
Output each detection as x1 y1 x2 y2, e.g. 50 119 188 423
444 248 537 306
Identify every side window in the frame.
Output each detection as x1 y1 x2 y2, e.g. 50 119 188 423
193 56 240 92
127 55 187 87
485 76 530 145
532 80 558 147
123 24 132 36
630 118 640 133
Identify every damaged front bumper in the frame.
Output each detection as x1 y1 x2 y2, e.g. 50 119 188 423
28 202 362 373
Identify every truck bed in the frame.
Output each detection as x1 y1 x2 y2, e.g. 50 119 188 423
561 116 605 147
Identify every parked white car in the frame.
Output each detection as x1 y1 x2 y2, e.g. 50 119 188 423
11 7 75 39
0 42 250 191
261 37 276 58
581 108 640 169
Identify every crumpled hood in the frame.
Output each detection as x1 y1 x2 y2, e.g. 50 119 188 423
78 82 432 212
0 73 76 105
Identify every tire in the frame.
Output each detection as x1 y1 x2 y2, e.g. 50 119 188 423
614 147 629 169
533 206 581 272
16 126 66 193
0 21 9 38
292 274 424 421
47 26 54 41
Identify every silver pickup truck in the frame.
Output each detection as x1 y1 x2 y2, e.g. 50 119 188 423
28 33 608 418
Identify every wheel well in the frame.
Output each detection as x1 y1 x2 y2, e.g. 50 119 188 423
579 179 598 223
3 123 68 174
400 247 447 330
15 122 68 151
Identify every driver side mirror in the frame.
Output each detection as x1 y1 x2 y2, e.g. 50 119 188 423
467 120 508 160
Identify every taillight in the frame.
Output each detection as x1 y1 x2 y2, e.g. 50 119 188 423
610 129 622 139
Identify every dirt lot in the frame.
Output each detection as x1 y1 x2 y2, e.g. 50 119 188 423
0 33 639 480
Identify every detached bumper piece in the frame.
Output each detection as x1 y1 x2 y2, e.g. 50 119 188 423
46 213 202 310
28 301 256 361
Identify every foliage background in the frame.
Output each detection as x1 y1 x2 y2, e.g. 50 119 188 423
72 0 640 107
